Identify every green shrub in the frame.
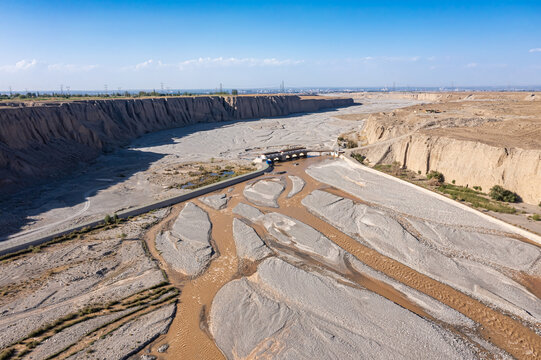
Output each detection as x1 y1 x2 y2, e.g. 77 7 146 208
104 214 112 224
532 214 541 221
0 348 15 360
451 180 455 184
489 185 519 203
417 170 421 175
351 153 366 164
473 186 482 191
345 140 358 149
427 170 444 183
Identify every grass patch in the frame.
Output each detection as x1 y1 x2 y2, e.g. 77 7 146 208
427 170 444 183
437 184 516 213
0 349 15 360
175 167 254 190
351 153 366 164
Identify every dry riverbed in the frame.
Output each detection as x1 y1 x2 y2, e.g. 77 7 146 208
2 156 540 359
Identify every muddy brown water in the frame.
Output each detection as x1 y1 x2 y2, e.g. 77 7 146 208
144 156 541 360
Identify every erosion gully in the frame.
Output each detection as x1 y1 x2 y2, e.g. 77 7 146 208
143 156 541 360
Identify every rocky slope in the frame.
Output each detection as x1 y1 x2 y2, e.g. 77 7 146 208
353 93 541 204
0 95 352 190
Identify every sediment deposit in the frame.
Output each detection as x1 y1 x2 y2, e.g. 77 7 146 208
232 218 272 261
155 202 213 276
3 156 541 359
243 179 285 208
210 258 475 360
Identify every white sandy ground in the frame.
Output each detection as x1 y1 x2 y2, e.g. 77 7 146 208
222 200 514 358
243 179 285 208
231 202 479 331
235 201 479 330
155 202 213 276
67 304 176 360
303 160 541 324
232 218 272 262
210 258 477 360
287 175 305 198
25 307 138 360
1 97 421 253
232 202 264 222
199 194 229 210
0 211 168 350
261 212 345 268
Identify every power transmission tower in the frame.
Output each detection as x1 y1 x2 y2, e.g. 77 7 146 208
66 86 70 96
60 84 64 94
104 84 108 94
219 83 223 93
280 80 285 93
9 86 12 96
160 82 164 92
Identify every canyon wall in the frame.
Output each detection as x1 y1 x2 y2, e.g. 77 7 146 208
358 120 541 204
0 95 352 189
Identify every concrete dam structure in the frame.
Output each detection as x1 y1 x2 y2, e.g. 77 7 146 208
0 95 353 190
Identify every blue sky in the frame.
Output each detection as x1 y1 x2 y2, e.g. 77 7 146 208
1 0 540 90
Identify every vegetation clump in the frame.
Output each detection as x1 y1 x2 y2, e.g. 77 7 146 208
489 185 519 203
438 184 516 213
426 170 444 183
351 153 366 164
0 349 14 360
345 140 358 148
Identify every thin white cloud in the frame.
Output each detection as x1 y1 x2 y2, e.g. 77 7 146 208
466 62 478 68
125 57 303 71
177 57 304 69
0 59 38 72
356 56 422 63
48 63 99 72
529 48 541 53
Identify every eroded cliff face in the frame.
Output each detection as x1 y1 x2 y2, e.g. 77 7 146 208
0 95 352 189
360 132 541 204
356 96 541 204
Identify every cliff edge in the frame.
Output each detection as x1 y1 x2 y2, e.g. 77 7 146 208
0 95 352 190
352 93 541 204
